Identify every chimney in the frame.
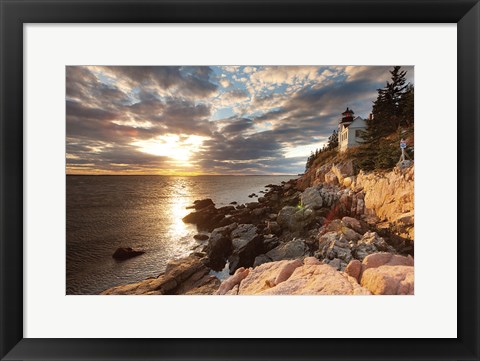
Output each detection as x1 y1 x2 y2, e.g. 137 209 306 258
369 113 374 120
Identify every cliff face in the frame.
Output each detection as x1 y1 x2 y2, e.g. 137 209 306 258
353 166 414 239
297 159 414 240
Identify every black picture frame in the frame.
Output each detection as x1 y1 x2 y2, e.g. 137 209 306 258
1 0 479 360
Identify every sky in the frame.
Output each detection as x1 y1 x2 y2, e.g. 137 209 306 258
66 65 414 175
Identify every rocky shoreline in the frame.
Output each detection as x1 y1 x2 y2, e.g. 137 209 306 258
102 161 414 295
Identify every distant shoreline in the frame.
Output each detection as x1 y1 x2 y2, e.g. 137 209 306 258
66 174 298 177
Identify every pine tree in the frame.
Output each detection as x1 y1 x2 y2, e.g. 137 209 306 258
372 66 410 133
327 130 338 150
305 151 314 171
356 66 413 171
401 84 414 126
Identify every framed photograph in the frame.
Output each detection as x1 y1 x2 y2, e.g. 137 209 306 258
1 0 479 360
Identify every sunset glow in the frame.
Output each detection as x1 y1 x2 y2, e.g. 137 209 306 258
133 134 206 164
66 65 414 175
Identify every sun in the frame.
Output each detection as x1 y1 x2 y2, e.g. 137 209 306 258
132 134 205 162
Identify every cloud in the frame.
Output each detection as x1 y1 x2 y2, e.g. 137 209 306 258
66 65 414 174
219 78 231 88
243 66 257 74
247 66 330 93
89 66 218 99
343 65 414 84
217 117 254 134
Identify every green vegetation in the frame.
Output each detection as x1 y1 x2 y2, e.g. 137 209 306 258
356 66 414 171
305 66 414 173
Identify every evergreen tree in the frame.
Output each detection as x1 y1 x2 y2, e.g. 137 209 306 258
305 151 314 171
356 66 413 171
401 84 414 126
327 130 339 150
371 66 410 133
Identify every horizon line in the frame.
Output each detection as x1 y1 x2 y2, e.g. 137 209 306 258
66 173 299 177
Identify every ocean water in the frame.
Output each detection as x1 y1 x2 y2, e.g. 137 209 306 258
66 175 294 295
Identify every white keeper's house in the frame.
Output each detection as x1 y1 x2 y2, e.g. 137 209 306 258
338 107 370 152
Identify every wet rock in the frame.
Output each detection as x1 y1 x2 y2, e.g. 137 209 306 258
191 198 215 210
246 202 260 209
230 201 238 205
102 254 218 295
218 205 235 213
204 223 237 270
228 224 264 274
252 207 266 217
182 204 224 231
231 208 254 224
193 234 209 241
217 216 236 228
112 247 145 260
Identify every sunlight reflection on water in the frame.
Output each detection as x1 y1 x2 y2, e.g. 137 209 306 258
166 183 191 241
66 175 293 294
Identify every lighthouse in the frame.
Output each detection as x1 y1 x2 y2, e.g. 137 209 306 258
338 107 367 152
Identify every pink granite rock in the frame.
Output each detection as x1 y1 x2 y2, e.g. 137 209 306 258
236 260 370 295
345 259 362 282
215 267 250 295
274 259 303 285
260 264 371 295
303 257 322 265
362 252 413 272
238 260 292 294
361 265 414 295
